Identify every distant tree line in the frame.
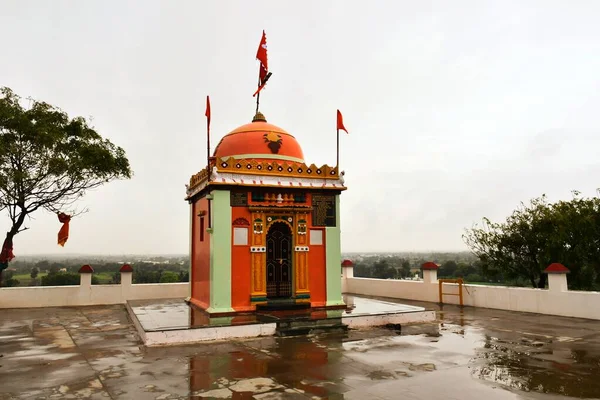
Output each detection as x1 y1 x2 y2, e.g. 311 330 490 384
350 255 524 286
0 258 189 287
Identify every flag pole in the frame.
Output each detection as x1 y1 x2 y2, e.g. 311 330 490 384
255 67 261 115
336 127 340 171
206 96 211 181
206 96 212 229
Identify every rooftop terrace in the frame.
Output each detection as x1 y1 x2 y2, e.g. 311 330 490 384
2 295 599 399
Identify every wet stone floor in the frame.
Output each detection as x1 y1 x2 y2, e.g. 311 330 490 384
1 298 600 399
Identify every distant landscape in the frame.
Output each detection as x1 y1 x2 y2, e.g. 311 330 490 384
343 252 524 286
0 251 519 288
1 254 189 287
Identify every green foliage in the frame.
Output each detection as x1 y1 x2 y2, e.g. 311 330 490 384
111 271 121 284
1 256 189 286
465 273 483 283
159 271 180 283
1 269 19 286
439 261 458 277
4 278 19 287
464 192 600 290
30 267 39 279
353 262 372 278
133 270 163 284
400 259 411 278
353 257 414 279
41 271 99 286
0 86 132 259
372 260 398 279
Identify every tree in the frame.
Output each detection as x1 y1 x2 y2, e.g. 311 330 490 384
372 259 397 279
463 192 600 290
400 259 411 278
439 260 458 278
41 272 98 286
353 263 372 278
1 269 19 287
0 87 132 284
159 271 180 283
30 267 39 279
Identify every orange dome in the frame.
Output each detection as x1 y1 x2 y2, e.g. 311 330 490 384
213 113 305 163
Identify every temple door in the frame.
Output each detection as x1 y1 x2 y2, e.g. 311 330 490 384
266 222 292 298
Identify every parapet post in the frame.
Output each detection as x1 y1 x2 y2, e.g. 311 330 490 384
120 264 133 286
120 264 133 302
421 262 439 284
78 264 94 287
341 259 354 279
341 259 354 293
545 263 570 292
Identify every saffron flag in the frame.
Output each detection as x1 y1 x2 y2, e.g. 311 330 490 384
57 212 71 247
253 30 271 97
256 30 268 80
0 237 15 270
205 95 211 128
337 110 348 133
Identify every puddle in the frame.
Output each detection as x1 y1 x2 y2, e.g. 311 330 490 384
470 334 600 398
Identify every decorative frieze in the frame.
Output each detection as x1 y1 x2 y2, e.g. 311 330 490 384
185 157 346 200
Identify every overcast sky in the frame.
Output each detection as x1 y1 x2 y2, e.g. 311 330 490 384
1 1 599 255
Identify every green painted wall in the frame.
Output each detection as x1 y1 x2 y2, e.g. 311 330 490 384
208 190 234 313
325 194 344 306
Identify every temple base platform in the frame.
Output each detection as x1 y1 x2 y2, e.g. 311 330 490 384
126 294 436 346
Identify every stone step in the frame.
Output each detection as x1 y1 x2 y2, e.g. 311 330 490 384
275 318 347 337
256 301 311 311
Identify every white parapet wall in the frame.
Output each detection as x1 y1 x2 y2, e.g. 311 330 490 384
342 264 600 321
0 270 188 309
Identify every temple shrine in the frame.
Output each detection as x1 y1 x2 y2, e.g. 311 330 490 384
185 112 347 315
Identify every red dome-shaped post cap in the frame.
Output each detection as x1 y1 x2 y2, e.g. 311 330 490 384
120 264 133 273
544 263 570 274
78 264 94 273
341 259 354 267
421 262 439 270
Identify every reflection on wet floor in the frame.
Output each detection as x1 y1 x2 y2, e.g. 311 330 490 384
128 295 426 332
471 331 600 398
1 298 600 399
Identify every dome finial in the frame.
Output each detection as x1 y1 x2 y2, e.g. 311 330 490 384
252 112 267 122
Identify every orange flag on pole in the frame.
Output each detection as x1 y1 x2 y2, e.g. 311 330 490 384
57 213 71 247
335 109 349 168
253 30 272 97
337 109 348 133
205 96 211 128
256 30 268 81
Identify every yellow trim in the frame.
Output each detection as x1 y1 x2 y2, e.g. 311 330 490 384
222 128 298 139
266 218 294 233
210 182 346 191
187 157 341 192
251 211 266 296
226 154 305 163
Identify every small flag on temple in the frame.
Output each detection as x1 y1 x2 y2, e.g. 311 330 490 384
337 110 348 133
57 212 71 247
253 30 271 97
205 96 211 128
256 30 268 79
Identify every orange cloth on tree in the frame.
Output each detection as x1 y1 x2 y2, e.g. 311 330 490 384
57 213 71 247
0 237 15 264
